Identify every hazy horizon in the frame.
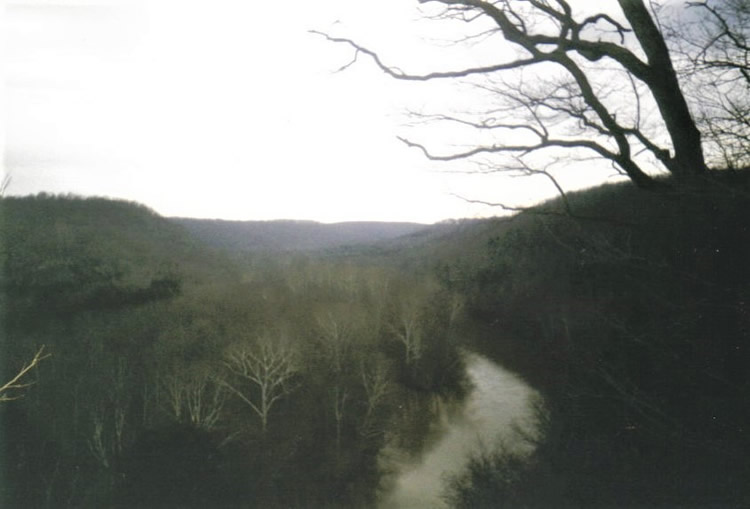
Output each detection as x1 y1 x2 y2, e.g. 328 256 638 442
4 0 630 223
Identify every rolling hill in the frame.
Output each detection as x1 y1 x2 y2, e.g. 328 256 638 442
170 218 431 253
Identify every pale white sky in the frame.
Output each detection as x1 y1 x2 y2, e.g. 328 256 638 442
3 0 648 223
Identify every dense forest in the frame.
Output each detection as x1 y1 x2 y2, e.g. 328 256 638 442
4 173 750 508
0 194 470 508
5 0 750 506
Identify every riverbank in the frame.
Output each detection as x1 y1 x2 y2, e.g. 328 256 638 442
378 352 539 508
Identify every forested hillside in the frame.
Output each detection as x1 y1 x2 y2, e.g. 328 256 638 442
446 176 750 507
0 194 468 508
6 0 750 506
4 180 750 508
2 195 236 317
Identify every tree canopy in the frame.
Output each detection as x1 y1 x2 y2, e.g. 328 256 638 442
321 0 749 194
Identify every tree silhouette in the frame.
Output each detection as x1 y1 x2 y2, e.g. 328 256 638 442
669 0 750 168
318 0 730 193
222 335 298 433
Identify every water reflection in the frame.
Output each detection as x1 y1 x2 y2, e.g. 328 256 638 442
378 352 538 508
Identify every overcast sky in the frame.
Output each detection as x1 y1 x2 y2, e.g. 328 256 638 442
4 0 639 223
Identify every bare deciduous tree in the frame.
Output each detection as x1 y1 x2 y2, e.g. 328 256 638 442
88 412 113 469
359 358 391 439
87 357 130 469
390 295 425 366
318 0 720 195
315 310 355 375
669 0 750 168
162 365 226 431
223 336 298 433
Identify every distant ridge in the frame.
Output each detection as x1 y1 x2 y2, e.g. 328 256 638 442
171 218 430 253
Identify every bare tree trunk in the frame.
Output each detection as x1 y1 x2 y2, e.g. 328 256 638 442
332 386 347 455
617 0 707 176
360 359 390 439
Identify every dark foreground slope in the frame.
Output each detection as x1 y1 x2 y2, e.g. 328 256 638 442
450 178 750 507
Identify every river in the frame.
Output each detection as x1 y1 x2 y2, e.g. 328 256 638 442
378 352 539 508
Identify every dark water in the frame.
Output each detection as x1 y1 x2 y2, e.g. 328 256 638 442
378 352 539 508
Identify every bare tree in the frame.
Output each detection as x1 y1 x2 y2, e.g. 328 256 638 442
331 385 348 452
315 310 355 375
222 335 298 433
679 1 749 85
318 0 717 193
0 346 50 402
86 357 131 468
161 364 226 431
359 358 391 439
390 294 425 366
88 412 113 469
314 305 367 450
669 0 750 168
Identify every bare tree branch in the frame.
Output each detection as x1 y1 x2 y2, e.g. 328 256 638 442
397 135 621 163
673 0 750 168
311 30 544 80
319 0 712 195
223 338 297 433
0 346 50 402
0 173 11 197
